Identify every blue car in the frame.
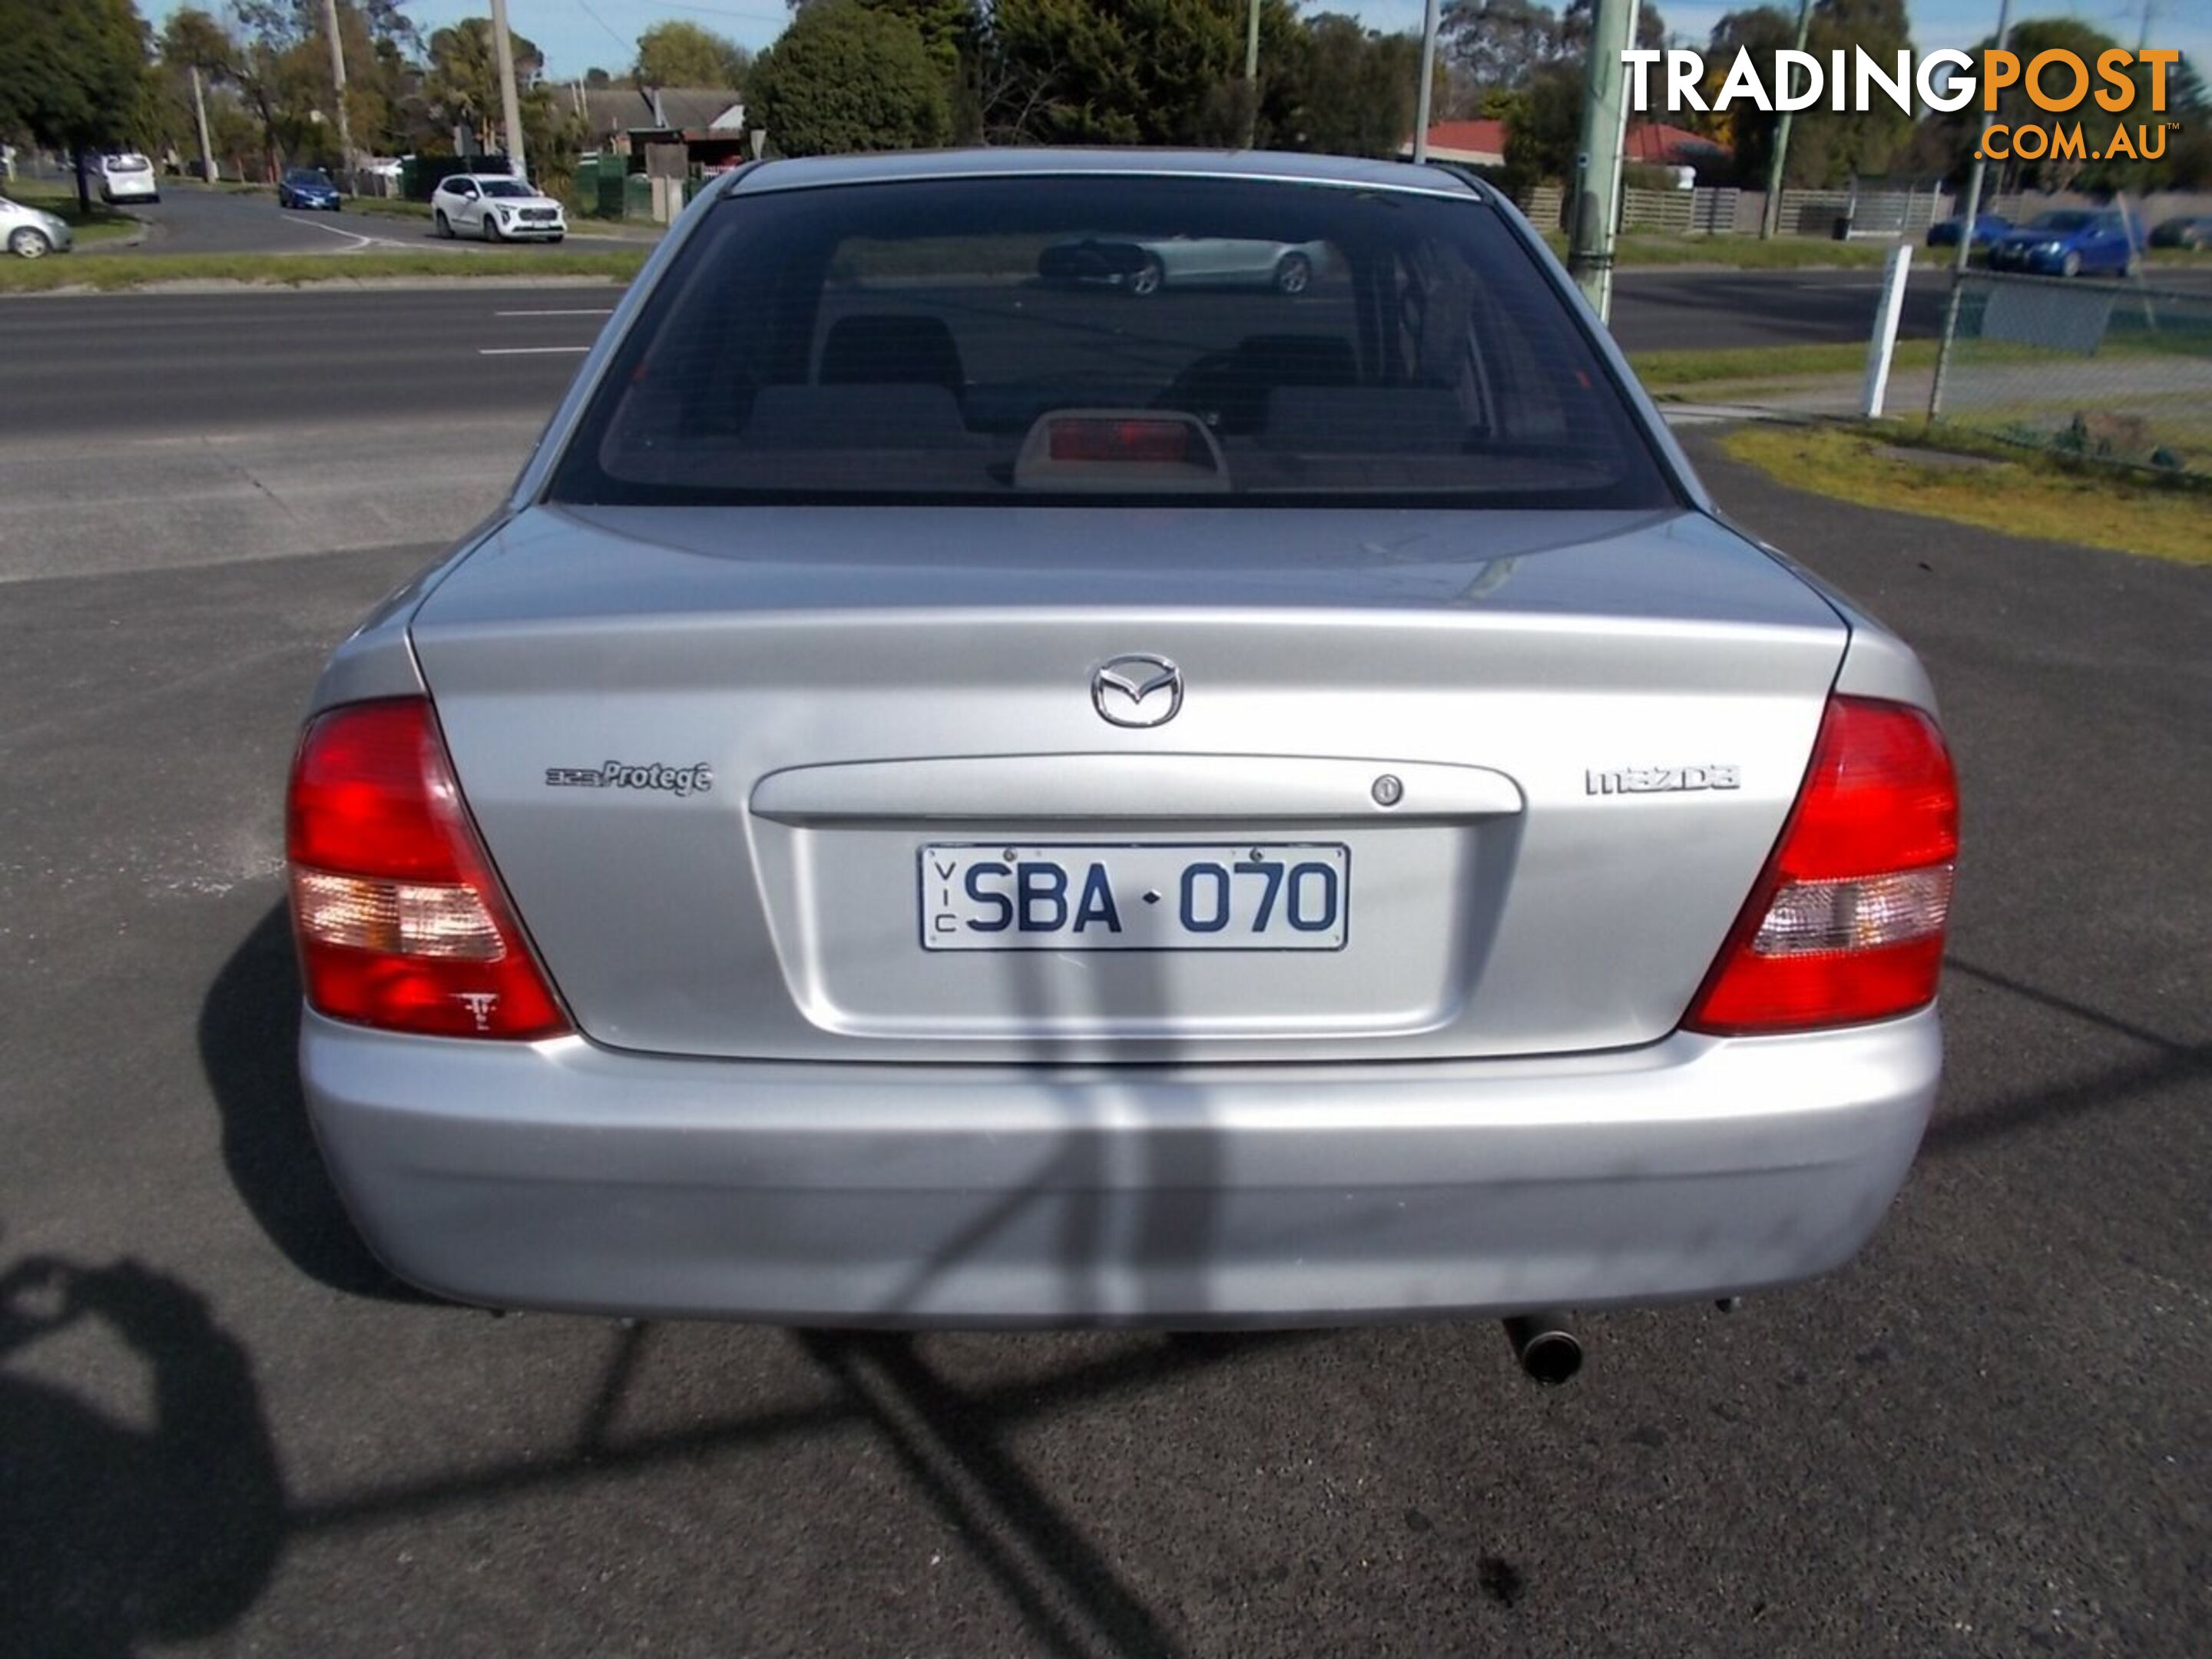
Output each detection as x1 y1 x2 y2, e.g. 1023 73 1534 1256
1925 212 2008 250
1984 209 2141 278
277 167 342 211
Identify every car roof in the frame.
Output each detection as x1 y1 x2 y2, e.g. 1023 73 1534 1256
726 148 1488 202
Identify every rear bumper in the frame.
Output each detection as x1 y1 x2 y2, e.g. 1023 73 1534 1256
302 1008 1940 1327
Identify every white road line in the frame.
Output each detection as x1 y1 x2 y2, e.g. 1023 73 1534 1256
494 308 615 317
478 345 593 356
273 214 392 252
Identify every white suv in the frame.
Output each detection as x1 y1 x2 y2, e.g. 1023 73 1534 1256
429 174 568 242
92 154 160 205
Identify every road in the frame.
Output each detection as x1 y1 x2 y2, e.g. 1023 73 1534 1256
0 273 2018 445
15 266 2212 443
86 179 641 257
2 311 2208 1651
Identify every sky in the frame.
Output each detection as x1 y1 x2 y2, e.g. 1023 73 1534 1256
162 0 2211 96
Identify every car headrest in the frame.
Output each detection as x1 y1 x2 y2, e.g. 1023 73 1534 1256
1260 387 1468 454
820 314 965 392
740 384 982 449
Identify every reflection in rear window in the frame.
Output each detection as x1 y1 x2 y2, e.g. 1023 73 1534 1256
551 174 1674 509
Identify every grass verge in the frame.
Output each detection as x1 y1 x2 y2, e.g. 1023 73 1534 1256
1540 230 1934 270
0 248 646 293
341 197 434 220
2 180 142 246
1630 339 1940 390
1720 420 2211 565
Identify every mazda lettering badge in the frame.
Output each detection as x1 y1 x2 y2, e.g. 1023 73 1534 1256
1092 654 1183 728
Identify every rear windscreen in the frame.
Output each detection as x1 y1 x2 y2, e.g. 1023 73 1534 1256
550 174 1676 509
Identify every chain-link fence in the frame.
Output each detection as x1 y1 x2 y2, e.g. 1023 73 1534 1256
1929 272 2212 475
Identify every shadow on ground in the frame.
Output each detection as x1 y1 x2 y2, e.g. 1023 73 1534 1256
197 903 421 1300
0 1247 286 1659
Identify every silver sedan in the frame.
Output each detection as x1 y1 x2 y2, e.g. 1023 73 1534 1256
288 151 1956 1372
1 194 73 260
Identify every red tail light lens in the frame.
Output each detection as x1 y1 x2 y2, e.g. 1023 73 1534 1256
1684 696 1959 1035
286 698 568 1039
1048 417 1207 465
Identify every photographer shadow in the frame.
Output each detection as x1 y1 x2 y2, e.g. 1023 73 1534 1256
0 1250 286 1659
198 903 423 1300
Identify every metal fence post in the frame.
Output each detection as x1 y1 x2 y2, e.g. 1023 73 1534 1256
1928 273 1966 422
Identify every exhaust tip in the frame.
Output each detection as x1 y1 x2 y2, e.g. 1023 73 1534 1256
1503 1313 1584 1386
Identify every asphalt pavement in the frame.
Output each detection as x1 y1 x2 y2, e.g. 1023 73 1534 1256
2 318 2208 1655
84 179 643 257
0 273 1985 444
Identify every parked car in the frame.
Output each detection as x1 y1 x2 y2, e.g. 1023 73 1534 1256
1924 212 2008 250
0 194 73 259
1984 209 2141 276
288 151 1956 1370
277 167 342 210
429 173 566 242
1040 233 1329 295
2148 214 2212 250
89 152 159 205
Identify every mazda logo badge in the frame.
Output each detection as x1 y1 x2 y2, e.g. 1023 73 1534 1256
1092 654 1183 728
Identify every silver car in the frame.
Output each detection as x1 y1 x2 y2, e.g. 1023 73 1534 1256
290 152 1956 1364
1 194 73 259
1041 233 1330 295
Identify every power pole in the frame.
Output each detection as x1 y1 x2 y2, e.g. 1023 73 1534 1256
1241 0 1261 147
1412 0 1441 162
189 65 217 186
1929 0 2014 419
1948 0 2013 280
1759 0 1814 239
1568 0 1637 319
490 0 529 180
318 0 356 195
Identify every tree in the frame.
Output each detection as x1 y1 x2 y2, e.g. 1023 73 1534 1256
1442 0 1564 94
423 16 542 154
0 0 154 209
159 8 234 178
220 1 417 178
632 21 750 91
751 1 950 155
1697 6 1795 187
1283 15 1422 159
981 0 1303 148
1498 59 1581 196
1915 22 2204 194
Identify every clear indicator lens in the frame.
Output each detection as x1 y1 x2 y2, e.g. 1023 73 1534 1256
293 869 506 961
1752 866 1953 957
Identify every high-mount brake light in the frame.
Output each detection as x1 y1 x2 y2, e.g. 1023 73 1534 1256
1684 696 1959 1035
286 698 568 1039
1047 417 1207 465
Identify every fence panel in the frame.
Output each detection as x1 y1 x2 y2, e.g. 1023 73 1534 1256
1688 187 1740 234
1618 187 1693 234
1931 271 2212 475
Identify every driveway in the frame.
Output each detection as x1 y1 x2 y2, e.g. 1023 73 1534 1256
0 429 2205 1656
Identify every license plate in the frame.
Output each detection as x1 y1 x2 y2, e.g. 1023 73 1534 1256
919 842 1349 952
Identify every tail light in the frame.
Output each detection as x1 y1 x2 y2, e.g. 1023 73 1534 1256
1684 696 1958 1035
286 698 568 1039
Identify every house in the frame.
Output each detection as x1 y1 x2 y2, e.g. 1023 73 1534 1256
1404 119 1730 174
1621 122 1731 171
1404 120 1507 167
555 84 747 161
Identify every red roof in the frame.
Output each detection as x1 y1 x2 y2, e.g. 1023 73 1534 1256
1623 122 1732 163
1410 118 1728 167
1416 120 1506 159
